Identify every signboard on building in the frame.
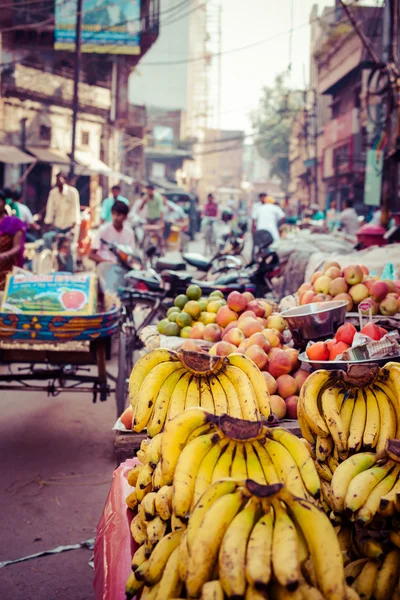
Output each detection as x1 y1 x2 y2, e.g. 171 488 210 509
55 0 141 55
153 126 174 149
364 149 383 207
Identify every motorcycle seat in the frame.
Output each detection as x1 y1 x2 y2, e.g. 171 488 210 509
155 258 186 271
161 270 193 284
182 252 211 271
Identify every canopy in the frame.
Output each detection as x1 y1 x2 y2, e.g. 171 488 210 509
0 145 36 165
74 150 134 184
27 146 71 165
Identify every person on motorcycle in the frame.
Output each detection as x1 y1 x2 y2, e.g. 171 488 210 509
100 184 129 223
89 200 134 264
138 184 165 252
251 193 285 260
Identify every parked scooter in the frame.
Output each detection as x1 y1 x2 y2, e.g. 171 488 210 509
96 238 144 293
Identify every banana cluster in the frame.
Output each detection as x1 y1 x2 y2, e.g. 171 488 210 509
344 551 400 600
128 348 272 435
129 480 347 600
298 364 400 466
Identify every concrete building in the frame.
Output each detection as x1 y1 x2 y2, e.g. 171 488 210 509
243 144 285 203
0 1 159 215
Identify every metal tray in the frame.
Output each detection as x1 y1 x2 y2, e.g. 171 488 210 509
299 351 400 372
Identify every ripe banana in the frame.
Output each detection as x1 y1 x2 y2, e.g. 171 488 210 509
127 463 142 487
147 515 167 545
145 433 163 468
155 485 173 521
185 375 201 408
199 376 215 413
271 498 301 591
362 387 380 450
245 442 267 484
216 371 242 418
297 397 316 445
314 459 332 482
219 497 260 597
201 580 225 600
167 371 192 420
173 431 221 518
269 428 320 498
154 546 182 600
374 549 400 600
331 453 377 513
223 364 260 420
133 361 182 432
300 370 332 438
136 463 154 501
152 461 163 491
253 440 281 484
192 438 229 508
185 489 246 598
379 473 400 517
125 569 144 599
129 348 177 406
373 385 397 453
265 438 307 498
143 529 184 585
207 374 228 414
130 513 148 544
211 440 236 483
353 559 379 600
231 441 248 480
126 489 138 510
320 386 346 453
381 364 400 436
160 407 210 485
245 509 273 591
178 529 189 581
348 390 366 453
147 369 186 437
339 392 355 450
131 543 151 571
228 352 272 419
344 461 393 515
142 491 157 519
316 434 333 462
356 465 400 525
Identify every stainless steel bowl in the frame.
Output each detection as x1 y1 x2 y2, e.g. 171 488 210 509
281 300 348 344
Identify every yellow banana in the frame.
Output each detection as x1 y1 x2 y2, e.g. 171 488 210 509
344 461 393 515
143 529 184 585
356 465 400 525
133 361 182 432
125 569 144 599
299 369 332 438
167 371 192 421
245 508 273 591
171 513 186 532
173 431 221 518
339 391 356 449
336 525 352 565
185 489 246 598
374 549 400 600
297 396 316 445
140 438 150 453
362 387 380 450
265 438 307 498
186 479 239 551
145 433 163 468
129 348 178 406
348 390 366 453
327 447 339 473
356 536 385 560
199 376 215 412
331 452 377 513
126 489 138 510
201 580 225 600
314 433 333 462
278 487 345 600
207 374 228 414
130 513 148 545
271 498 301 591
269 427 320 498
373 385 397 453
389 530 400 548
131 543 152 571
227 352 272 419
353 559 379 600
185 422 213 444
142 491 157 519
314 459 332 482
245 442 267 484
300 438 316 459
253 440 281 484
381 365 400 436
320 479 334 511
269 582 303 599
344 558 369 585
147 369 186 437
211 440 236 482
231 441 248 480
137 449 146 464
185 375 201 408
320 386 347 453
160 407 210 485
127 463 142 487
155 546 182 600
147 515 167 545
192 438 229 508
136 463 154 501
155 485 173 521
178 529 189 581
140 584 160 600
216 371 243 418
219 497 260 597
152 461 162 491
379 472 400 517
223 364 260 420
345 586 361 600
298 583 324 600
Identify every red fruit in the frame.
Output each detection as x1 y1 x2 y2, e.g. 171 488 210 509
268 350 292 378
293 369 309 390
335 323 357 346
276 374 298 399
120 405 133 430
360 322 383 341
329 341 349 361
223 320 239 335
245 345 269 370
227 291 248 313
60 290 86 310
262 371 277 395
270 395 287 420
379 327 388 338
306 341 329 362
285 395 299 419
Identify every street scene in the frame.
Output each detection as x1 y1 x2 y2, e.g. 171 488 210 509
2 0 400 599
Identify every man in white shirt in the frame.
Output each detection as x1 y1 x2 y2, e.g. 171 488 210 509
90 200 134 264
44 172 80 232
339 198 360 236
252 194 285 241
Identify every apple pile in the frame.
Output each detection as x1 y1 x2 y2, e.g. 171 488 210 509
298 262 400 315
184 290 309 421
306 322 389 362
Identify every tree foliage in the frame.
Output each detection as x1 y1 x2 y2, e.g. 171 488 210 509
252 73 303 191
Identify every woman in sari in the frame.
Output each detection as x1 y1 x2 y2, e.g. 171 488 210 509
0 190 26 289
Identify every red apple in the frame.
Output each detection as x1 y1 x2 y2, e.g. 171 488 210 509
324 266 342 280
247 332 271 352
203 323 222 343
335 323 357 346
268 350 292 378
293 369 309 390
329 341 350 361
238 310 257 322
285 395 299 419
216 306 238 328
223 320 239 336
212 341 237 356
262 371 278 395
247 300 267 318
245 345 269 370
190 322 205 339
284 347 300 370
270 395 287 420
335 292 354 312
242 291 255 303
238 317 264 337
370 281 389 302
329 277 348 296
223 327 245 347
227 291 248 313
343 265 364 286
361 323 384 341
300 291 317 305
276 374 298 399
306 341 329 362
379 296 398 316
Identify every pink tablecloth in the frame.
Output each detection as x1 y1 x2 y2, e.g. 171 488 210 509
94 458 138 600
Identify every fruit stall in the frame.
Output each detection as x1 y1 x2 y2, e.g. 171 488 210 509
94 265 400 599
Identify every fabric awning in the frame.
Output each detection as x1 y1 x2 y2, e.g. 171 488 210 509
0 145 36 165
27 146 71 165
74 150 134 184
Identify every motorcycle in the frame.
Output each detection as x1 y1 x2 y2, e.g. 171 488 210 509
96 239 144 293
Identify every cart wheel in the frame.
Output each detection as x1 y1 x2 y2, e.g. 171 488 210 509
115 330 134 417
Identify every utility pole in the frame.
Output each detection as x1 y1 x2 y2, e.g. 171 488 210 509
313 90 319 207
69 0 83 180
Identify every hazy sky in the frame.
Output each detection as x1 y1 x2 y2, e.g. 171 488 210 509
218 0 332 132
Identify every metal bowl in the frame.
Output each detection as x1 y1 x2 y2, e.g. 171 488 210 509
299 352 400 372
281 301 348 345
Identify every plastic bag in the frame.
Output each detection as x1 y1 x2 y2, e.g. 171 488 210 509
94 459 138 600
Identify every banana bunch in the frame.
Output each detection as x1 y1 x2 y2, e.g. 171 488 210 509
128 480 347 600
344 551 400 600
298 364 400 465
128 348 272 435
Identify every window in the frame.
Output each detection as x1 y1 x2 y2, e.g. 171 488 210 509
39 125 51 142
81 131 90 146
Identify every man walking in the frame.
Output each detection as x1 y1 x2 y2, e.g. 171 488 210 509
251 193 285 259
138 184 165 251
100 184 129 223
